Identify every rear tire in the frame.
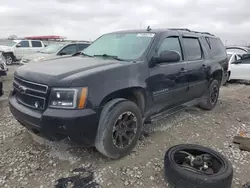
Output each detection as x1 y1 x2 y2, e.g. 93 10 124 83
95 98 142 159
199 80 220 110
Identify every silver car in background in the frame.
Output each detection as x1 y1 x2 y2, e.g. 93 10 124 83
0 52 7 97
0 52 7 75
20 42 91 64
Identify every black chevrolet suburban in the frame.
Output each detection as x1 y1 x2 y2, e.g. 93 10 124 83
9 28 228 159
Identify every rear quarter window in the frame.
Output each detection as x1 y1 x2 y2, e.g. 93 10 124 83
204 37 226 58
31 41 42 47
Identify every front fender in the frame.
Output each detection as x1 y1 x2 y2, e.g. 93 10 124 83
71 61 149 109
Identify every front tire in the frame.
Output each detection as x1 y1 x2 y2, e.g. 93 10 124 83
4 53 14 65
95 98 142 159
199 80 220 110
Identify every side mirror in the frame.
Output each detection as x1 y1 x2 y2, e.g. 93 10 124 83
16 44 21 48
155 50 181 64
59 52 66 56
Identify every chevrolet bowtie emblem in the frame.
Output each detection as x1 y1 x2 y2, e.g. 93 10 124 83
18 85 27 94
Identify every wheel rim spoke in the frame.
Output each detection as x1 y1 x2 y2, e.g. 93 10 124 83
123 133 130 141
112 111 137 149
118 135 124 148
123 114 129 121
125 126 135 132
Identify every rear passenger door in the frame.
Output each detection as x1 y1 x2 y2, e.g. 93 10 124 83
31 41 44 52
182 37 208 99
149 36 189 110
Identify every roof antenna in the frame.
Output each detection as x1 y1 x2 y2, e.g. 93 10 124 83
146 25 151 32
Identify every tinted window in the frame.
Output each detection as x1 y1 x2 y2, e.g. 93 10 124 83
60 44 77 55
78 44 90 51
209 38 226 58
158 37 183 60
241 56 250 64
183 38 202 61
31 41 42 47
18 41 29 47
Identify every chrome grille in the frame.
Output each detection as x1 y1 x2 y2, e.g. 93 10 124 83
13 76 48 110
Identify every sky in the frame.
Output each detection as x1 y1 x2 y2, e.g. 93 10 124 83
0 0 250 45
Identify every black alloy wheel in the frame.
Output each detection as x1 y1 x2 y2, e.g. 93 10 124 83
210 84 219 105
112 112 138 149
95 98 142 159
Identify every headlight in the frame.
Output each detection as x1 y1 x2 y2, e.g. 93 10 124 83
49 88 88 109
34 57 45 62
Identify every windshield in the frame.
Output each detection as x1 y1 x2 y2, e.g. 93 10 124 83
83 32 155 60
0 40 17 47
39 43 65 54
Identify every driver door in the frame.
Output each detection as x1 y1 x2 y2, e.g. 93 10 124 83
14 41 31 59
148 36 189 113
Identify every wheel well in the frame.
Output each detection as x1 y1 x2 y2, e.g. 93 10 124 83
100 87 146 114
3 52 14 56
212 70 222 84
3 52 15 60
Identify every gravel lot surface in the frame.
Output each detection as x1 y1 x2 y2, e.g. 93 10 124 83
0 65 250 187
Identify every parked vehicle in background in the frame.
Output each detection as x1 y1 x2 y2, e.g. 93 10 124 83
227 52 250 81
20 42 91 64
0 52 7 96
226 46 250 54
0 40 45 65
9 28 228 159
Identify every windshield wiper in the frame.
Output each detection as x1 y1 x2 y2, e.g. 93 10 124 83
79 52 93 57
72 52 93 57
93 54 125 61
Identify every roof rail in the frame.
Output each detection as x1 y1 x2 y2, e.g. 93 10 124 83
169 28 191 32
169 28 214 36
200 32 214 36
189 30 214 36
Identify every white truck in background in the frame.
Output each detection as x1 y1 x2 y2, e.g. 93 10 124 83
0 40 45 65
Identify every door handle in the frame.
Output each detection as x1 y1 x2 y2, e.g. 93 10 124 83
202 64 207 69
179 69 188 73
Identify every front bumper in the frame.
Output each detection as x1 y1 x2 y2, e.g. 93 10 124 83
9 94 100 146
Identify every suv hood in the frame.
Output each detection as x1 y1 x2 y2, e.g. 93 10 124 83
22 52 72 63
15 56 127 87
23 52 55 60
0 45 14 52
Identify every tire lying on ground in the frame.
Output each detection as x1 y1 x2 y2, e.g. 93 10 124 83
164 144 233 188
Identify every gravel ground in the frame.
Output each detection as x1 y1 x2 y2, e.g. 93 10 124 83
0 69 250 187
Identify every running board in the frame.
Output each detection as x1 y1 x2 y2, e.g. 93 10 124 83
146 98 201 123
